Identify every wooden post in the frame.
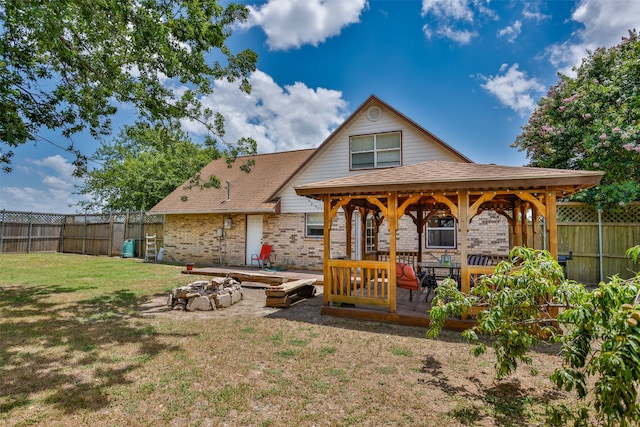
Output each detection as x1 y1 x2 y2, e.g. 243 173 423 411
360 210 367 259
458 190 470 294
521 202 528 247
546 189 558 258
108 212 114 257
323 195 332 307
344 205 353 258
374 212 383 253
416 203 424 267
388 193 398 313
545 189 559 319
513 201 522 247
531 205 540 250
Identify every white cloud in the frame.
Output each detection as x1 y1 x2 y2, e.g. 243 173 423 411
245 0 368 50
0 155 87 213
497 20 522 43
480 64 545 117
547 0 640 74
421 0 474 21
181 70 348 153
31 155 76 178
437 26 477 44
420 0 493 44
522 2 550 21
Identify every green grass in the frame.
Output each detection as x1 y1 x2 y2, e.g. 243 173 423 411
0 253 582 427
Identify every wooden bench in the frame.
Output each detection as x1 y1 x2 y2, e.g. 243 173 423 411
265 278 317 308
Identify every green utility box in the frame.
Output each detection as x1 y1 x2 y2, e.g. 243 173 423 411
122 239 135 258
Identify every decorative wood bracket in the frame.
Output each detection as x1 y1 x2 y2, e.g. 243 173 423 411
329 196 353 221
432 194 458 219
469 193 496 220
516 192 547 219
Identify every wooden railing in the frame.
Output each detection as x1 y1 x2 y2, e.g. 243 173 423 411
324 259 498 315
376 251 419 270
468 266 497 286
327 259 390 307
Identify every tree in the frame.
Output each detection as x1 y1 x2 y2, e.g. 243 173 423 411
76 122 226 212
0 0 258 174
427 246 640 426
513 30 640 211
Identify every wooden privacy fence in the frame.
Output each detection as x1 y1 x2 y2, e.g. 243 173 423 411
0 210 164 258
557 202 640 285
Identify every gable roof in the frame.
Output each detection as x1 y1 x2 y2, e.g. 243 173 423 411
295 160 604 197
271 94 473 197
150 149 314 214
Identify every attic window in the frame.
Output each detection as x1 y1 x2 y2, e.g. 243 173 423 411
350 131 401 170
366 106 382 121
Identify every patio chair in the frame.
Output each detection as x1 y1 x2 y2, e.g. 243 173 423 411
251 244 273 269
396 263 435 308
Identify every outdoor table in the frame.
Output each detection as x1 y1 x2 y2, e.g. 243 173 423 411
420 261 461 282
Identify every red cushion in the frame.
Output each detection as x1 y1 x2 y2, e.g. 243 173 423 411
396 263 419 290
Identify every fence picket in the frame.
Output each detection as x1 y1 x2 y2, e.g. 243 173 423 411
0 210 164 258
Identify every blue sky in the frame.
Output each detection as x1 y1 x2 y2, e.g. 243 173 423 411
1 0 639 213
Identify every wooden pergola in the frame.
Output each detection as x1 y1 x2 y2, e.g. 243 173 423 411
295 161 603 325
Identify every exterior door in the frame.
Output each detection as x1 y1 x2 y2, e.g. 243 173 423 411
246 215 264 265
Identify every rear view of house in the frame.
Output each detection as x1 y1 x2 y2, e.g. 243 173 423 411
150 94 498 269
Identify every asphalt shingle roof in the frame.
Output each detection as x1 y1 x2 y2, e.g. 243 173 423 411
150 149 315 214
295 160 604 197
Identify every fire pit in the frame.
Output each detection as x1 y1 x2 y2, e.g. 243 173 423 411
167 277 243 311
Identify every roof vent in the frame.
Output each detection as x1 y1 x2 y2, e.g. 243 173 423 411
366 105 382 121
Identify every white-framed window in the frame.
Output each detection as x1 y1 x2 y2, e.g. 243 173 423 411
350 131 401 170
426 215 456 249
305 212 324 237
365 215 375 252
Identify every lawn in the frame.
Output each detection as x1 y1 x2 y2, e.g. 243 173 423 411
0 253 578 426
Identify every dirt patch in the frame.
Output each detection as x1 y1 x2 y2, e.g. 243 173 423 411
139 282 325 322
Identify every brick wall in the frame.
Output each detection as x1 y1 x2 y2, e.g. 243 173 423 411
163 210 508 270
263 213 343 270
468 210 510 256
163 213 247 266
375 211 509 262
163 212 339 270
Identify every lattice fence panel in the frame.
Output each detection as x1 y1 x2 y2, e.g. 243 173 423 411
1 211 66 224
557 202 640 223
557 203 598 223
601 203 640 223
